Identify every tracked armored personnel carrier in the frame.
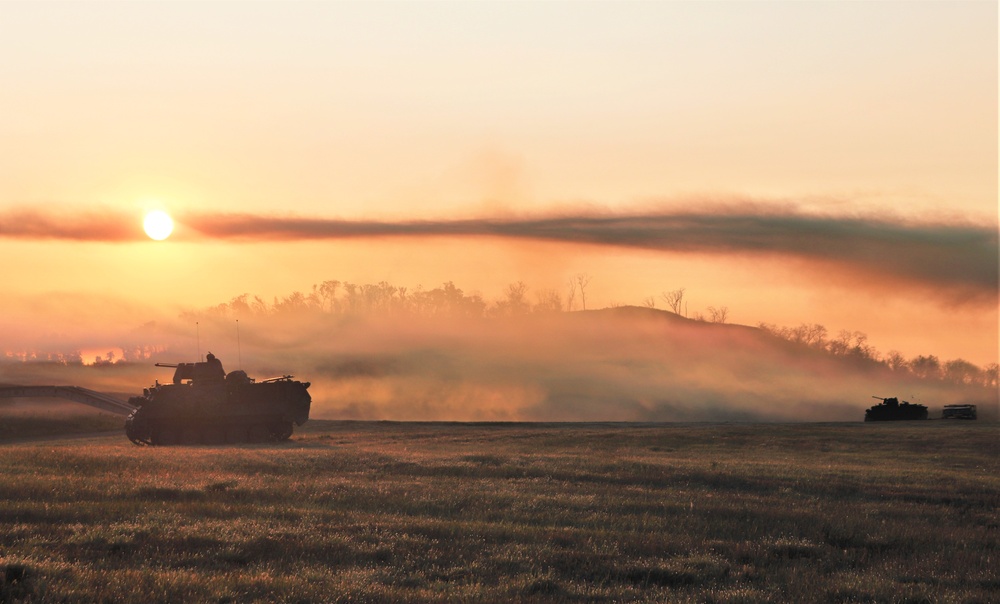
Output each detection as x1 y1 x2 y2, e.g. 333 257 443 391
124 353 311 445
864 396 928 422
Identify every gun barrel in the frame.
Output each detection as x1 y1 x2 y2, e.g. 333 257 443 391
871 395 886 400
155 363 180 368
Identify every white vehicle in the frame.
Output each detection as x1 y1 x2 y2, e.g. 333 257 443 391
941 404 977 420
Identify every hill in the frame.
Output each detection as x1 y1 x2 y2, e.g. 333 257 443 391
1 306 994 422
257 305 997 422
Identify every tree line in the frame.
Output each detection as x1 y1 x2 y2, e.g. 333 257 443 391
757 322 998 389
192 279 568 321
4 278 996 389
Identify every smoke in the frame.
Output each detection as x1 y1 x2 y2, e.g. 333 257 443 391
2 303 995 422
0 207 139 241
185 210 997 304
3 205 995 304
264 308 999 422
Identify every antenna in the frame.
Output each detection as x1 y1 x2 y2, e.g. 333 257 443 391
196 321 201 362
236 319 242 370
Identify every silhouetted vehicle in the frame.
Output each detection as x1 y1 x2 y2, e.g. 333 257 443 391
124 353 311 445
941 404 977 420
864 396 928 422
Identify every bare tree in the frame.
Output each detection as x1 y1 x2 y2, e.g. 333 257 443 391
316 280 341 313
850 332 875 360
806 324 828 348
984 363 999 388
575 273 591 310
661 288 685 315
642 296 656 309
910 355 942 380
534 289 563 314
707 305 729 324
491 281 530 317
944 359 979 385
828 330 853 356
885 350 908 372
566 279 577 311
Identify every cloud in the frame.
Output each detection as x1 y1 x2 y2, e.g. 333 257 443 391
2 205 996 303
0 207 140 241
184 208 1000 303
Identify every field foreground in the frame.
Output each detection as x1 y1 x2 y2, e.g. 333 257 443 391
0 421 997 603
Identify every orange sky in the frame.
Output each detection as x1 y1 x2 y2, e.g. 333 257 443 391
0 1 996 367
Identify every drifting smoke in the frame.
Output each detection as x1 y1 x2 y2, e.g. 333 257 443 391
2 205 996 305
0 207 138 241
190 210 999 303
238 306 998 422
4 302 994 422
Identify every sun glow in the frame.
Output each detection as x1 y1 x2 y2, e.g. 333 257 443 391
143 210 174 241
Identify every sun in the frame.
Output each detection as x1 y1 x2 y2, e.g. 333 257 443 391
143 210 174 241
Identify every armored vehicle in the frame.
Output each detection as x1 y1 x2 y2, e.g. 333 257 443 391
942 404 977 420
864 396 928 422
124 353 311 445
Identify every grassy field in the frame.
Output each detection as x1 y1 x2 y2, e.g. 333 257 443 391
0 401 122 442
0 420 997 603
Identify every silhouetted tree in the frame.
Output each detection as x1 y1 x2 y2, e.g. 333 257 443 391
661 288 685 315
910 355 942 380
944 359 980 385
316 280 341 313
828 330 853 356
708 306 729 324
885 350 908 373
849 332 875 360
805 324 828 348
575 273 591 310
983 363 999 388
274 291 310 315
534 289 563 314
566 279 577 311
491 281 531 317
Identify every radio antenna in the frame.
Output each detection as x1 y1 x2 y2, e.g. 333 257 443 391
236 319 242 370
196 321 201 361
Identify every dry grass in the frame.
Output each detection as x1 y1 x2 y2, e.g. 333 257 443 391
1 421 997 603
0 401 122 442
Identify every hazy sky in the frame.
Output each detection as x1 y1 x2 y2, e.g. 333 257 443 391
1 1 997 365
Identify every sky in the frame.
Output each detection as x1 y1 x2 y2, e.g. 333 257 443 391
0 1 997 367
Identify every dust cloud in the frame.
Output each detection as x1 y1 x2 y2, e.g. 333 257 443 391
5 305 982 423
298 308 994 422
2 284 996 422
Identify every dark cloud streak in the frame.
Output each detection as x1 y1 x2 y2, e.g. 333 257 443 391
0 208 139 241
2 206 996 302
187 210 999 302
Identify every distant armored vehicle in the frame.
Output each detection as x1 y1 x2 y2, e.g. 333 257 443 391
941 404 977 420
864 396 928 422
124 353 311 445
